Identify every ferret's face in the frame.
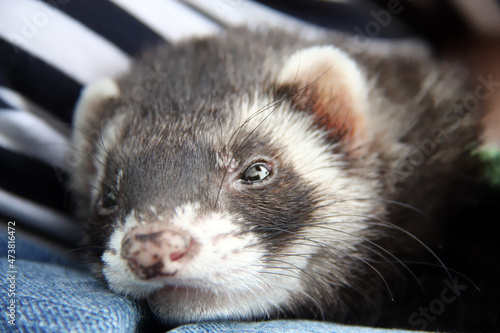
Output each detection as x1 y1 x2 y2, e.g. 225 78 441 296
71 43 388 324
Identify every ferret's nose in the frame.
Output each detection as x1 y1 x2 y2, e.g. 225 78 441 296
121 228 192 280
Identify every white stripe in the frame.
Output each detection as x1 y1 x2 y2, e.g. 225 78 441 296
0 0 131 84
110 0 221 42
0 188 81 243
0 109 69 167
181 0 308 30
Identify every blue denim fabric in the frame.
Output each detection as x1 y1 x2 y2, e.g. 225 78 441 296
170 321 418 333
0 230 422 333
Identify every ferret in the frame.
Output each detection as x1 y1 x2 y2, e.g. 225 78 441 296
70 28 499 331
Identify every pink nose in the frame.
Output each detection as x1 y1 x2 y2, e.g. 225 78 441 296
121 228 192 280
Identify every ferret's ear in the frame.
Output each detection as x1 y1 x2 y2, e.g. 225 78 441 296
71 78 120 213
72 78 120 153
276 46 371 153
73 78 120 131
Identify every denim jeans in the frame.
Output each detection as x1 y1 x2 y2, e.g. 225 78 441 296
0 230 423 333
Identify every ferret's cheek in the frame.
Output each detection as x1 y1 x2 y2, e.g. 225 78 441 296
178 213 265 286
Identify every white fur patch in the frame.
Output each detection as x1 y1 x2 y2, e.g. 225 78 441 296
73 78 120 146
102 202 305 322
215 151 239 173
116 169 124 191
89 113 126 205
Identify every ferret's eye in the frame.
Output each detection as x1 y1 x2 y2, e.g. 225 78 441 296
96 189 117 215
239 163 271 184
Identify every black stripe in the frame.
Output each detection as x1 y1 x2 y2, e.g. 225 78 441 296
0 38 82 124
256 0 415 38
0 146 71 212
41 0 166 56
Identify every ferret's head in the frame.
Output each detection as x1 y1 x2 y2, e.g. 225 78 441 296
70 35 439 325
